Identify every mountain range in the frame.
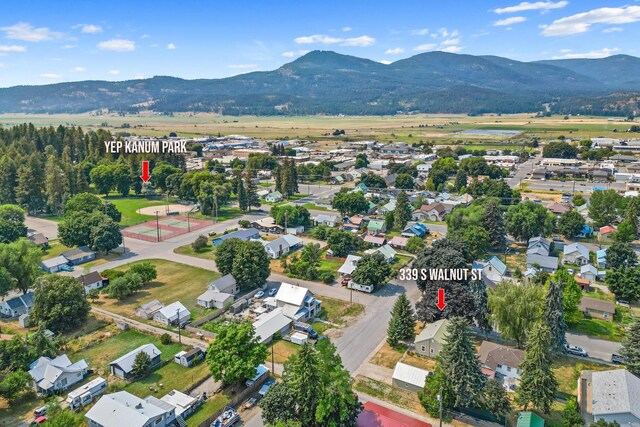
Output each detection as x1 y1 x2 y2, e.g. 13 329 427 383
2 50 640 116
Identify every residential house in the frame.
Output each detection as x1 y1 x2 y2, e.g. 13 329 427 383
76 271 106 293
578 369 640 426
478 341 525 384
580 264 599 282
563 243 590 266
313 214 340 227
173 347 204 367
212 228 260 246
367 219 386 235
412 204 446 222
414 319 449 358
526 253 559 273
109 344 162 379
354 182 368 194
0 292 34 317
338 255 361 276
547 202 571 215
86 391 175 427
342 215 365 232
265 191 284 203
153 301 191 326
401 222 429 238
135 300 164 320
208 274 239 295
28 355 88 394
517 412 545 427
599 225 617 242
28 232 49 247
197 290 234 309
391 362 431 393
257 189 270 198
527 237 551 256
366 244 396 263
596 249 608 269
40 255 70 273
472 256 507 287
574 276 591 292
384 173 398 188
579 297 615 322
388 236 409 250
62 246 96 266
417 163 432 174
252 217 285 234
363 235 385 247
378 200 396 215
272 283 322 322
159 389 199 420
253 307 293 344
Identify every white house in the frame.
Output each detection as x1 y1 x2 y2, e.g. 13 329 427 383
28 355 88 394
207 274 239 295
579 369 640 426
580 264 599 282
272 283 322 322
197 290 234 309
173 347 204 368
563 243 590 266
338 255 362 276
86 391 175 427
313 214 340 227
252 307 292 344
262 234 303 259
153 301 191 326
109 344 162 380
478 341 525 384
76 271 106 293
472 256 507 287
0 292 34 317
265 191 284 203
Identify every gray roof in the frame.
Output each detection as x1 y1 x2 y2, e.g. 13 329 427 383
526 253 559 270
314 214 339 223
61 246 95 260
28 355 88 391
208 274 237 293
110 344 162 374
3 292 34 310
41 255 69 269
213 228 259 243
281 234 303 247
564 243 589 259
591 369 640 419
86 391 168 427
198 289 233 303
264 236 290 253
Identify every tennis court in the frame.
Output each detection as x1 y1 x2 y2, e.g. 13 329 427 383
122 215 213 242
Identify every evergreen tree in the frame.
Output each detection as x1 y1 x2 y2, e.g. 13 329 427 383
285 343 321 426
386 293 416 347
625 197 639 239
393 191 412 231
516 323 558 414
16 164 44 214
454 169 468 192
472 281 492 337
0 155 18 204
439 317 486 408
483 379 511 418
544 280 567 353
290 160 299 195
275 166 282 195
621 316 640 376
561 397 584 427
482 199 506 250
244 167 261 211
44 154 68 214
237 176 248 212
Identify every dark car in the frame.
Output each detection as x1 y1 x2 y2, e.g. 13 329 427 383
612 354 628 364
294 322 318 339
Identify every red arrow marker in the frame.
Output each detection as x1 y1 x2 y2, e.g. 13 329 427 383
436 288 447 311
141 161 152 183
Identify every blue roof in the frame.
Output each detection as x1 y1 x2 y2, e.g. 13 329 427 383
245 365 269 386
580 225 592 234
487 256 507 275
597 248 607 259
213 228 259 246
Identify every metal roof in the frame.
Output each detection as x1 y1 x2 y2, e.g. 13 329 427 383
392 362 430 388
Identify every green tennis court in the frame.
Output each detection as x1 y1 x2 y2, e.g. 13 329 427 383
159 218 191 228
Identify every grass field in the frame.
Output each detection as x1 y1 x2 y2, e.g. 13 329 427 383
568 318 625 341
370 341 405 369
106 196 171 227
41 239 73 260
552 356 614 397
316 294 365 325
270 339 301 364
193 205 243 222
124 360 210 398
186 392 232 427
93 259 220 320
174 242 216 261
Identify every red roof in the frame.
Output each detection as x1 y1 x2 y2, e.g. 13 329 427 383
357 402 432 427
600 225 616 235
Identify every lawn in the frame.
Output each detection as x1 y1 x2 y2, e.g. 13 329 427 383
316 294 365 325
124 360 210 398
93 259 220 321
106 196 170 227
186 392 232 427
311 320 333 335
193 206 243 222
568 318 625 341
270 339 301 364
370 341 405 369
318 256 344 276
174 243 217 261
41 239 73 260
353 375 424 414
552 356 614 397
402 352 437 371
302 203 332 211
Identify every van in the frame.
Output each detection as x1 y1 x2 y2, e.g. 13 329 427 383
34 407 47 417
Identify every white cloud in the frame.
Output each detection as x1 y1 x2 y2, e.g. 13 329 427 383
442 46 463 53
342 26 352 32
0 63 4 69
97 39 135 51
1 22 63 42
40 73 62 79
134 73 145 79
61 44 77 49
74 24 102 34
294 34 375 47
494 1 568 14
379 60 392 64
71 66 86 72
411 28 429 36
228 64 258 69
413 43 437 52
542 6 640 36
281 50 309 58
108 69 120 75
441 38 461 46
385 47 405 55
140 34 151 39
552 47 620 59
602 27 623 33
494 16 527 26
0 45 26 52
167 43 176 50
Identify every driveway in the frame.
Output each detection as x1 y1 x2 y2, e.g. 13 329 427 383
25 216 59 240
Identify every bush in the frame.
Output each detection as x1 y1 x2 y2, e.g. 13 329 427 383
101 268 125 280
160 333 172 345
238 220 251 228
192 235 209 251
320 272 336 284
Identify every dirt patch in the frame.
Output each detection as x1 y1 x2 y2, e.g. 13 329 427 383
137 203 195 216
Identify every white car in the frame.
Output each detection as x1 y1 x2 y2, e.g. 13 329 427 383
268 288 278 297
254 291 265 299
565 344 588 357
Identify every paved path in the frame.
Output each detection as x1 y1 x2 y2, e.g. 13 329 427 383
566 332 621 362
25 216 59 240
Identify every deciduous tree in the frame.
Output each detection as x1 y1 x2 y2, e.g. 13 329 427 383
32 275 90 332
488 281 543 348
351 253 391 289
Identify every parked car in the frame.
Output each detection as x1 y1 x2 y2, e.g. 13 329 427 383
341 277 351 285
60 265 74 272
34 407 47 417
612 353 628 364
268 288 278 297
208 231 217 237
30 417 47 426
254 290 265 299
565 344 588 357
567 268 574 275
294 322 318 339
243 397 258 409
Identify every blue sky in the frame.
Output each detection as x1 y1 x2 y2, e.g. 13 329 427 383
1 0 639 87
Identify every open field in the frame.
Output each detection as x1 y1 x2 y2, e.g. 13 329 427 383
316 294 365 325
0 113 632 143
93 259 220 320
174 242 217 260
107 196 172 227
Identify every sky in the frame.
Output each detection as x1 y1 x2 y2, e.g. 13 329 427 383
1 0 639 87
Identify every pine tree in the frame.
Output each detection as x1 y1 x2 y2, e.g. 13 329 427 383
237 177 248 212
281 159 293 198
275 166 282 195
285 343 321 426
387 293 416 347
439 317 487 408
393 191 412 231
482 199 506 250
454 169 468 193
290 161 299 195
472 281 492 337
625 197 639 240
44 154 69 214
244 167 260 212
516 323 558 414
621 316 640 376
544 280 567 353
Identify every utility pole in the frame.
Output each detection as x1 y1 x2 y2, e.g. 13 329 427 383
155 211 161 242
176 307 182 344
186 212 191 232
271 345 275 373
437 385 443 427
214 195 218 223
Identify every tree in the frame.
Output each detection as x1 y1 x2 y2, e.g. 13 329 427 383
351 253 391 289
215 238 244 275
589 190 621 227
151 162 181 191
355 153 368 169
621 316 640 376
237 177 248 212
482 199 505 250
90 216 122 253
45 154 68 213
87 288 100 302
606 242 638 269
516 323 558 414
419 365 454 418
625 197 639 237
192 235 209 251
472 281 492 337
271 205 310 228
40 408 84 427
64 192 102 215
387 293 416 347
285 343 321 426
131 351 151 377
573 194 586 206
505 201 555 241
561 397 584 427
31 275 90 332
454 169 468 192
553 269 582 323
615 220 636 243
406 236 425 253
360 172 387 189
0 204 27 243
439 317 486 408
483 379 511 418
245 169 261 211
113 163 131 196
206 321 268 384
589 420 620 427
331 189 368 216
232 241 271 289
488 281 543 348
448 225 490 261
16 163 45 214
558 210 584 239
606 267 640 301
544 280 567 353
393 191 412 230
0 370 31 401
395 173 414 189
90 164 115 196
326 229 361 257
543 141 578 158
0 238 42 294
260 382 298 425
128 262 158 283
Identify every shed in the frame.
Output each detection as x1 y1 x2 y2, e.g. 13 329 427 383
391 362 431 392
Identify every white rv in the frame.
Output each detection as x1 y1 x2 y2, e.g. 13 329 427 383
66 376 107 409
347 280 374 293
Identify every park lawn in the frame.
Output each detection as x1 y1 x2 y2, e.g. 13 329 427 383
568 318 625 342
186 392 232 427
270 339 301 365
124 360 210 398
193 205 243 222
316 294 365 325
552 356 615 397
370 341 405 369
106 196 169 227
71 329 185 376
93 259 220 321
174 243 216 261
